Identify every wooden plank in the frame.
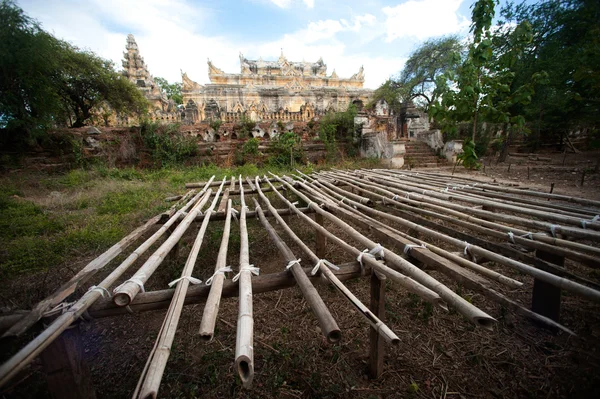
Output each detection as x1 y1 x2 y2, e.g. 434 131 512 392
40 324 96 399
369 272 385 379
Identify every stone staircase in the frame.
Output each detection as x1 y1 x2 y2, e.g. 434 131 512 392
400 140 447 168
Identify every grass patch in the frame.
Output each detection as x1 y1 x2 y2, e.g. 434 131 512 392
0 158 383 278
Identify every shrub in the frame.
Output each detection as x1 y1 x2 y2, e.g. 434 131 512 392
268 132 304 167
140 121 197 166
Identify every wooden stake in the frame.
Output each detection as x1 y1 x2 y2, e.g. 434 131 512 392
532 251 564 323
40 324 96 399
369 273 385 379
315 212 327 258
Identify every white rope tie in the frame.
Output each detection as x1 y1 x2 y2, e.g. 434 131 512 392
581 215 599 229
507 231 515 244
356 243 385 268
403 243 426 255
113 273 146 294
392 195 400 201
508 231 534 243
285 258 302 270
405 192 411 200
230 208 239 223
87 285 110 298
310 259 340 276
168 276 202 288
549 224 558 237
205 266 233 286
463 241 471 256
232 265 260 282
443 187 449 193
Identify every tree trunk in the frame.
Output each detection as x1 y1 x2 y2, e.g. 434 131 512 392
497 123 511 163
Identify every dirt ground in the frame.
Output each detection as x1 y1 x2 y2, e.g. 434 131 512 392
1 152 600 398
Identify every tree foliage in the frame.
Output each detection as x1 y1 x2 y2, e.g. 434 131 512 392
154 77 183 105
0 0 147 143
398 36 464 111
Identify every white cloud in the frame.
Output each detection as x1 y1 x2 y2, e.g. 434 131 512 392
21 1 395 88
383 0 469 42
268 0 314 9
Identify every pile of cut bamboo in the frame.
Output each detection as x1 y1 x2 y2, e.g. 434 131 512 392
1 169 599 397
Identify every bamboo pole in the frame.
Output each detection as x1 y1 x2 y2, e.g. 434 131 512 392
260 179 445 309
217 177 235 213
199 198 234 341
331 170 600 240
254 177 399 344
269 174 496 328
327 171 600 260
0 186 214 389
112 176 216 306
253 199 341 343
235 175 255 389
357 169 600 231
363 169 597 219
400 170 600 208
134 178 226 399
299 178 579 334
307 179 523 288
315 173 600 303
1 191 196 338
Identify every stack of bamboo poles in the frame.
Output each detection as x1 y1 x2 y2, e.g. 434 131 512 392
1 168 600 397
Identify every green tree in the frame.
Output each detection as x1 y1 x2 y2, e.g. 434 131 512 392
0 0 63 139
499 0 600 149
367 79 403 114
57 44 148 127
398 36 464 111
0 0 147 139
430 0 545 156
154 77 183 105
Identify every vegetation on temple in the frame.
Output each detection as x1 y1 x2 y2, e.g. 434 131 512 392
154 77 183 105
0 0 147 145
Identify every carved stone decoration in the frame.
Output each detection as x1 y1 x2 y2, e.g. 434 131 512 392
207 59 224 75
181 72 203 91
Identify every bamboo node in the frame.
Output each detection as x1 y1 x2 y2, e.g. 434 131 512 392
310 259 340 276
205 266 233 285
113 273 146 294
285 258 302 270
168 276 202 288
87 285 110 299
232 265 259 282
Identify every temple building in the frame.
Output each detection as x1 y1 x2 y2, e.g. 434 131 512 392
181 52 372 124
121 35 180 123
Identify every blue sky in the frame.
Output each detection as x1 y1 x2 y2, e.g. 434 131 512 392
18 0 515 89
